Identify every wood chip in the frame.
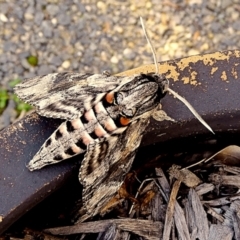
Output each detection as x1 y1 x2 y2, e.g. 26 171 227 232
45 219 163 240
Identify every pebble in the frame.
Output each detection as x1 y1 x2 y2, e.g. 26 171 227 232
110 56 119 64
123 48 136 60
0 13 8 22
61 60 71 69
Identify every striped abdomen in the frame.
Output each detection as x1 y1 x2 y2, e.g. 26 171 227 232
27 100 127 171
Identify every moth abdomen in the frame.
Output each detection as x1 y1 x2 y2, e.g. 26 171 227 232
27 99 126 171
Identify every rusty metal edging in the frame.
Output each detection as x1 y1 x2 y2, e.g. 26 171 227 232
0 50 240 233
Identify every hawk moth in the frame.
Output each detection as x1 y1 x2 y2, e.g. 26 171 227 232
14 18 212 221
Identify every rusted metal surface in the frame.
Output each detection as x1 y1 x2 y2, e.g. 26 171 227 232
0 50 240 233
121 50 240 145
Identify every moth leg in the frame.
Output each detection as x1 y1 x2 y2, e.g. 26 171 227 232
152 104 176 122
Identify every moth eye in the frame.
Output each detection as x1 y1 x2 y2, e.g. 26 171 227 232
105 92 114 104
119 116 131 126
123 108 136 117
115 92 124 104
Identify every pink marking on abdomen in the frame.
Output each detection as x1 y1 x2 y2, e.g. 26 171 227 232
59 123 68 134
71 144 82 154
94 123 108 137
81 131 94 145
84 109 97 121
94 102 107 114
71 118 84 130
104 117 117 132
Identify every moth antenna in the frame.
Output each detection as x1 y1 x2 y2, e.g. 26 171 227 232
167 87 214 134
140 17 214 134
140 17 160 74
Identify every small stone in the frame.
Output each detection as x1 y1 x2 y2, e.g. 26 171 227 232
34 12 44 25
85 5 92 12
76 2 85 13
188 49 200 56
20 32 30 42
97 1 107 11
21 58 31 69
130 4 136 11
89 43 97 51
3 42 15 52
114 25 123 33
14 6 24 20
200 43 209 51
110 56 119 64
188 0 202 4
24 12 34 20
221 0 232 8
61 60 71 69
41 20 53 38
123 48 136 60
1 64 9 72
169 42 179 50
231 11 239 21
51 18 58 25
232 20 240 31
14 65 24 75
211 22 222 33
46 4 60 16
0 14 8 22
57 13 71 25
49 54 62 66
71 59 80 70
24 71 37 79
37 65 52 75
146 2 152 9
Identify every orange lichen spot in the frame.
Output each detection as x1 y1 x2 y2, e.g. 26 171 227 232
211 67 218 75
119 116 131 126
221 71 227 81
105 92 114 104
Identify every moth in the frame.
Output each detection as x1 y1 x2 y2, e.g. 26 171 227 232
14 18 213 221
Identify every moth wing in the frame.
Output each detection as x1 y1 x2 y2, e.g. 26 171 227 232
79 114 150 220
14 72 132 120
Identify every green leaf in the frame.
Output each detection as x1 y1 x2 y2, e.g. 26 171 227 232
9 79 21 88
12 94 32 112
0 88 8 110
26 55 38 66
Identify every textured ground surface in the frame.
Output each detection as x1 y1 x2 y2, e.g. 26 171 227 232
1 0 240 85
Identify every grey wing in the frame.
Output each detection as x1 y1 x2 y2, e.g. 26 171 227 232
14 72 132 120
78 115 150 220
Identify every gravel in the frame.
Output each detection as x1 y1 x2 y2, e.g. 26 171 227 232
0 0 240 86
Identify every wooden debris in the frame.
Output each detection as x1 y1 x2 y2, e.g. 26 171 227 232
156 168 191 240
6 144 240 239
45 219 163 240
163 179 181 240
168 164 202 188
208 225 233 240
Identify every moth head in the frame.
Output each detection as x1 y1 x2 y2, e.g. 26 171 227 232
104 73 168 125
